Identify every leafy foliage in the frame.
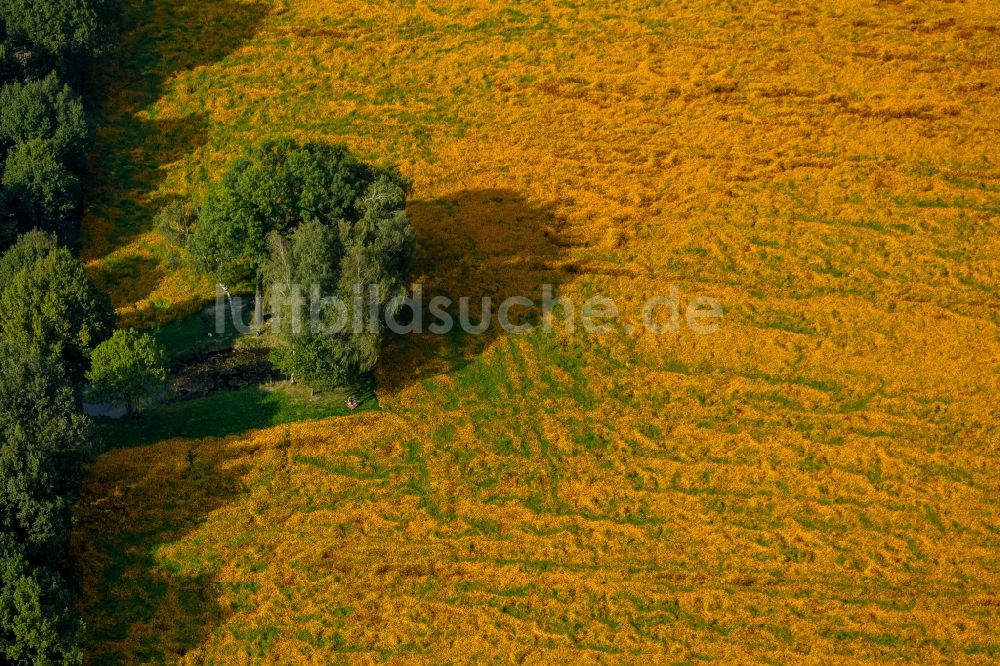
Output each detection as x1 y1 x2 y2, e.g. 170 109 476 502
0 536 83 666
0 0 118 78
86 329 168 415
189 138 416 388
0 2 113 664
0 231 113 384
264 174 415 388
0 352 91 665
153 197 197 268
0 351 91 563
0 29 15 87
190 139 405 285
1 139 81 246
0 227 62 279
0 0 115 249
0 72 89 167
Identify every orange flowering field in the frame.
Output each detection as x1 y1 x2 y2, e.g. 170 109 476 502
74 0 999 662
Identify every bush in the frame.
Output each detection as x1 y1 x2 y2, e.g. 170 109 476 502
86 329 168 415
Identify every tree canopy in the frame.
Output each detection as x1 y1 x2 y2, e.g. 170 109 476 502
0 534 83 665
189 138 410 327
0 3 113 663
0 35 15 88
0 0 114 248
0 71 89 166
0 0 118 78
0 231 113 383
0 351 91 665
1 138 81 245
0 351 91 564
86 328 168 415
0 225 61 278
265 176 415 388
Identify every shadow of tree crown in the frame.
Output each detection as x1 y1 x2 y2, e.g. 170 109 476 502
380 188 578 391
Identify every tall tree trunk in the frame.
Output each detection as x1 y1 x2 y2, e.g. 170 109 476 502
255 271 264 328
217 283 252 334
219 283 238 320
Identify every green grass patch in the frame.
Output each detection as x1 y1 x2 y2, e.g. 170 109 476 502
153 307 247 365
93 384 376 448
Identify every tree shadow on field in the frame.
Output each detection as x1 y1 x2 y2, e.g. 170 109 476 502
82 0 270 307
69 436 261 663
378 189 580 392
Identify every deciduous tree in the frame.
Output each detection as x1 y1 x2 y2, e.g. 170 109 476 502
0 536 83 665
0 231 113 383
190 138 406 327
0 72 89 167
266 177 415 388
0 0 118 78
1 139 80 245
0 351 89 664
86 328 168 416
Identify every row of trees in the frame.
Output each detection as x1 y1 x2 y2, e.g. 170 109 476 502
0 229 168 665
0 351 92 664
0 232 108 662
0 0 119 248
164 139 417 389
0 2 123 662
